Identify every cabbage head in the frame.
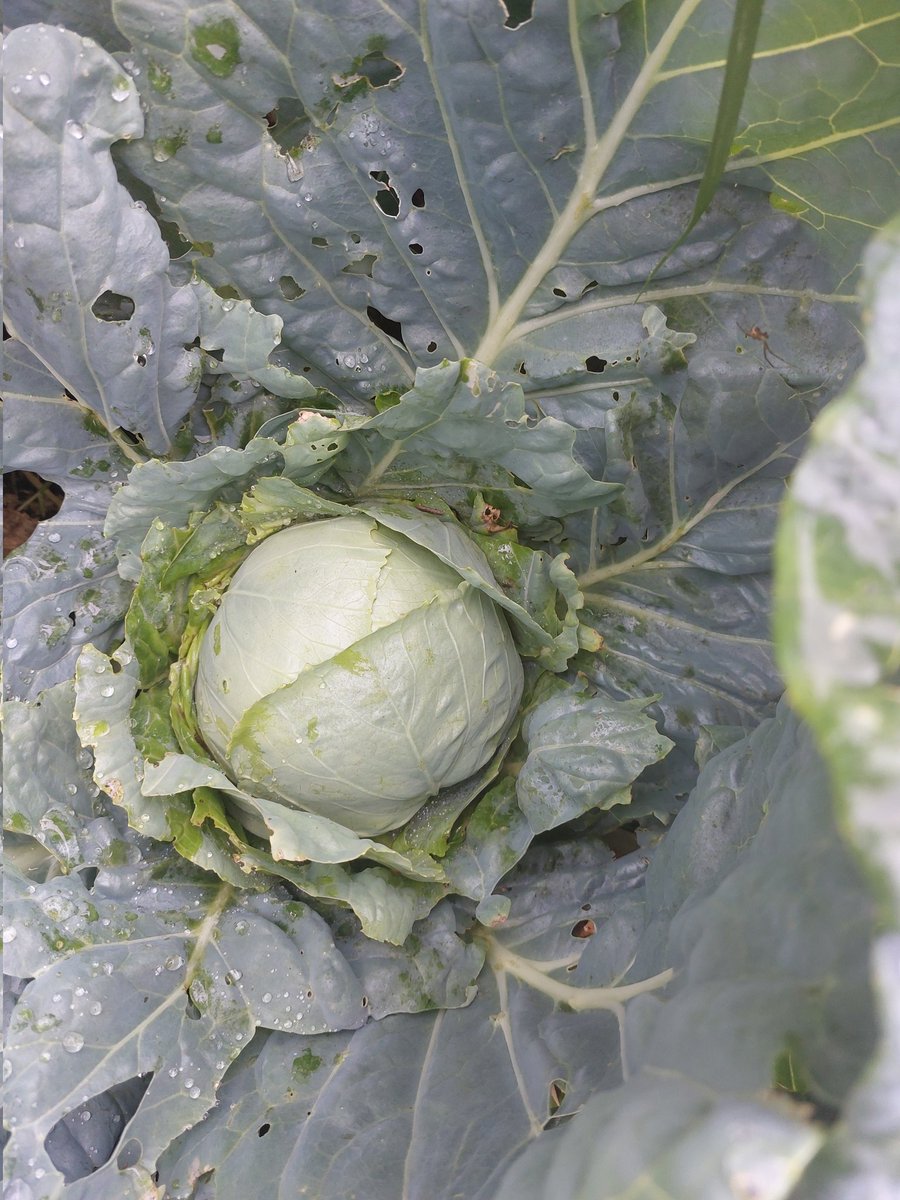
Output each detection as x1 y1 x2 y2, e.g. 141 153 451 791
194 513 524 836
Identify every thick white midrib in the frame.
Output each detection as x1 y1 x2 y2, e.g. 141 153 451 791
473 0 705 367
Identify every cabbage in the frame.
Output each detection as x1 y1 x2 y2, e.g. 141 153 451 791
194 514 524 835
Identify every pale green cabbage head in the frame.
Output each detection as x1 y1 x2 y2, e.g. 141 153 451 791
194 514 524 836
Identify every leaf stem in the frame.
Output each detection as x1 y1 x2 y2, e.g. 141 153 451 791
474 0 704 366
485 937 673 1011
576 435 804 588
359 440 405 490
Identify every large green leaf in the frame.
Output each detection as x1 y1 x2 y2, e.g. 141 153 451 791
109 0 889 381
3 342 133 699
2 26 313 453
774 216 900 1197
3 866 366 1199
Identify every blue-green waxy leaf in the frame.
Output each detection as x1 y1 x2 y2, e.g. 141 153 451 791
494 1078 822 1200
155 843 654 1200
774 217 900 1196
358 360 620 519
3 682 129 875
495 703 879 1200
3 25 198 452
336 900 484 1017
516 690 674 833
193 282 316 400
3 868 366 1200
3 341 133 700
776 216 900 921
3 25 313 454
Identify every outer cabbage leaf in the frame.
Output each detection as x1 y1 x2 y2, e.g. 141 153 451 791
110 0 893 388
3 681 138 876
3 342 133 700
3 866 367 1200
774 215 900 1198
3 25 312 453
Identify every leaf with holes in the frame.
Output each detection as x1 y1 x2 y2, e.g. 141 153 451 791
3 865 366 1199
3 342 133 700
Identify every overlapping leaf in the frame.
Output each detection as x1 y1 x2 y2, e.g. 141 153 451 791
774 216 900 1199
3 343 133 700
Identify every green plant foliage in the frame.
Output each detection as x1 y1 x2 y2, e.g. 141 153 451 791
3 2 898 1197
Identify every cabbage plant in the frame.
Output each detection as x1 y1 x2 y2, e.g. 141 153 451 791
3 3 899 1200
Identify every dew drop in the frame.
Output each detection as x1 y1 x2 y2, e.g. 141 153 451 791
111 82 130 102
47 532 61 543
67 783 79 796
261 992 273 1004
189 1086 201 1099
2 927 17 944
62 1032 85 1053
13 236 25 249
6 638 18 649
221 300 235 312
66 121 85 139
164 954 184 971
89 1001 103 1016
38 72 51 86
100 685 114 698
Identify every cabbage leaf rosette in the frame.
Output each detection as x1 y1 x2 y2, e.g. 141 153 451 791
73 360 671 942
